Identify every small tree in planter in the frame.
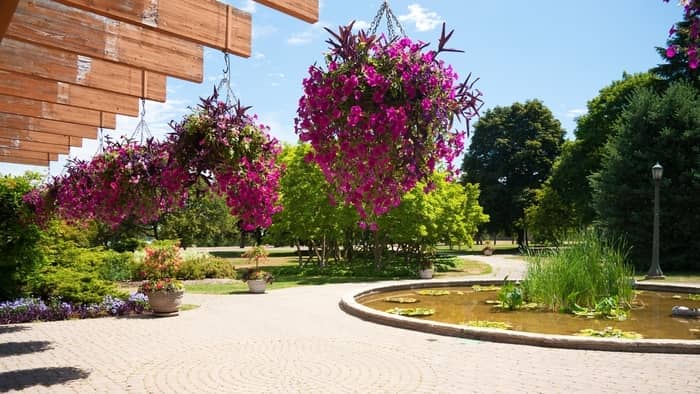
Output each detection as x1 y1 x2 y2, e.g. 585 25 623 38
241 245 274 293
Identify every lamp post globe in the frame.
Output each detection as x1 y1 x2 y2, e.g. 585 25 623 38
646 162 664 279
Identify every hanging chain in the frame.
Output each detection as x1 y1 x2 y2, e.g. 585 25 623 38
131 98 152 144
368 1 406 40
95 126 105 155
216 52 237 105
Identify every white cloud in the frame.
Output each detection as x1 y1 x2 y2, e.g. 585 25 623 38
253 24 278 39
286 21 331 46
352 20 371 31
287 30 314 45
399 4 443 32
237 0 256 13
566 108 587 118
266 72 285 78
253 52 265 60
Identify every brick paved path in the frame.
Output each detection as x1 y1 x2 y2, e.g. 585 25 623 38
0 255 697 393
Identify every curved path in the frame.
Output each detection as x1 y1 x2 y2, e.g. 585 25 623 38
0 255 697 393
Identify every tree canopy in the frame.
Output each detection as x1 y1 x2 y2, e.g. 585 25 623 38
591 83 700 271
461 100 564 244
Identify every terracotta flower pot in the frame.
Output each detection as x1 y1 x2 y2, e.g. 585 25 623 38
146 290 184 317
482 248 494 256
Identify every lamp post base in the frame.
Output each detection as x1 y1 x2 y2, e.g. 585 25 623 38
644 274 666 280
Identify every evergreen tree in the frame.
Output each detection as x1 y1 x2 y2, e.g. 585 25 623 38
591 83 700 271
652 12 700 89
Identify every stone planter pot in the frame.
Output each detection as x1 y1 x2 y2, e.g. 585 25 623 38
482 248 494 256
146 290 184 317
419 268 434 279
247 279 268 293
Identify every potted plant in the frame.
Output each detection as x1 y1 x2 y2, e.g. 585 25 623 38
241 245 274 293
482 241 495 256
137 243 185 316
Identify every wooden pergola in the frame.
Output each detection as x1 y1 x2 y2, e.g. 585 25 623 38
0 0 318 167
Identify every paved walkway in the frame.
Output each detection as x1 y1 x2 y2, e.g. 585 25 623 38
0 255 697 393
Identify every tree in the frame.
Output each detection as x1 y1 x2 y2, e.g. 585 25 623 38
266 144 358 266
461 100 564 245
158 189 240 248
652 11 700 89
591 83 700 271
526 73 658 241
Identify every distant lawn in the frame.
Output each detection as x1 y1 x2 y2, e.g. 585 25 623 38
185 254 493 295
436 243 521 256
635 273 700 284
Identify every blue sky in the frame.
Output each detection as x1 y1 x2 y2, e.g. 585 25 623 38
1 0 683 176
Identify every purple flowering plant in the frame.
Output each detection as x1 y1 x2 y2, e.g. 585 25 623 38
295 23 482 229
24 89 283 232
663 0 700 68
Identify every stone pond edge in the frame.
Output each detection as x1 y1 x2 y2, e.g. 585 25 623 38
338 278 700 354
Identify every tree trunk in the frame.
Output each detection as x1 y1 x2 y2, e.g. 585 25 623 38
373 231 382 271
295 240 303 266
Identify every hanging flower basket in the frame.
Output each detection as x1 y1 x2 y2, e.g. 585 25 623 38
295 23 482 228
25 138 187 228
168 90 283 231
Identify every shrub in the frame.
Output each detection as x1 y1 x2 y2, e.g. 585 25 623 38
0 173 44 300
177 255 236 280
26 267 125 305
521 230 633 313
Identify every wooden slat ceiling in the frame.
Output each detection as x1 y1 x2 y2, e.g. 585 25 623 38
0 0 319 167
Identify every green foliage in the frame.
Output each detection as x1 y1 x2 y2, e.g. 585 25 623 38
416 289 451 296
526 73 658 243
572 296 628 321
591 83 700 271
521 230 634 313
159 188 240 247
177 255 236 280
0 173 44 300
651 13 700 90
461 100 564 244
497 278 523 310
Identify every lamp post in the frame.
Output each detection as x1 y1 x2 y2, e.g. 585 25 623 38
646 162 665 279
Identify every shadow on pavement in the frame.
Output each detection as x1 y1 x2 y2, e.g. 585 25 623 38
0 367 90 392
0 326 30 335
0 341 52 357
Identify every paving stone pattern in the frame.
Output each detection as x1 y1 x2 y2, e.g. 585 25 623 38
0 255 697 393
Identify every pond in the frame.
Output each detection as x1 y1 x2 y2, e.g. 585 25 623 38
359 286 700 340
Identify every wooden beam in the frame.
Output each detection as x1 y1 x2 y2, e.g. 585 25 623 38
0 95 116 129
0 154 49 167
0 0 19 43
54 0 253 57
8 0 204 82
0 114 99 139
0 148 57 163
0 70 140 116
254 0 318 23
0 128 81 147
0 39 167 102
0 137 70 154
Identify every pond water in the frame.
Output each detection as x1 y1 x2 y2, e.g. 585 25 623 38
359 286 700 340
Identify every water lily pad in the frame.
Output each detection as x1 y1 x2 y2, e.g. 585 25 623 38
575 327 642 339
464 320 512 330
384 297 419 304
484 300 501 305
385 307 435 316
471 285 501 292
672 295 682 299
688 294 700 301
416 290 451 296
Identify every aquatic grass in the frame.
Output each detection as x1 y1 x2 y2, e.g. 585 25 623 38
521 230 634 313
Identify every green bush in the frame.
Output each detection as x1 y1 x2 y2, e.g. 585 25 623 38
521 230 634 313
0 173 44 301
177 254 236 280
26 267 126 304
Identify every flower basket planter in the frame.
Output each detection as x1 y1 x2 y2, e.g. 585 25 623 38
247 279 268 294
146 290 184 317
419 268 434 279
